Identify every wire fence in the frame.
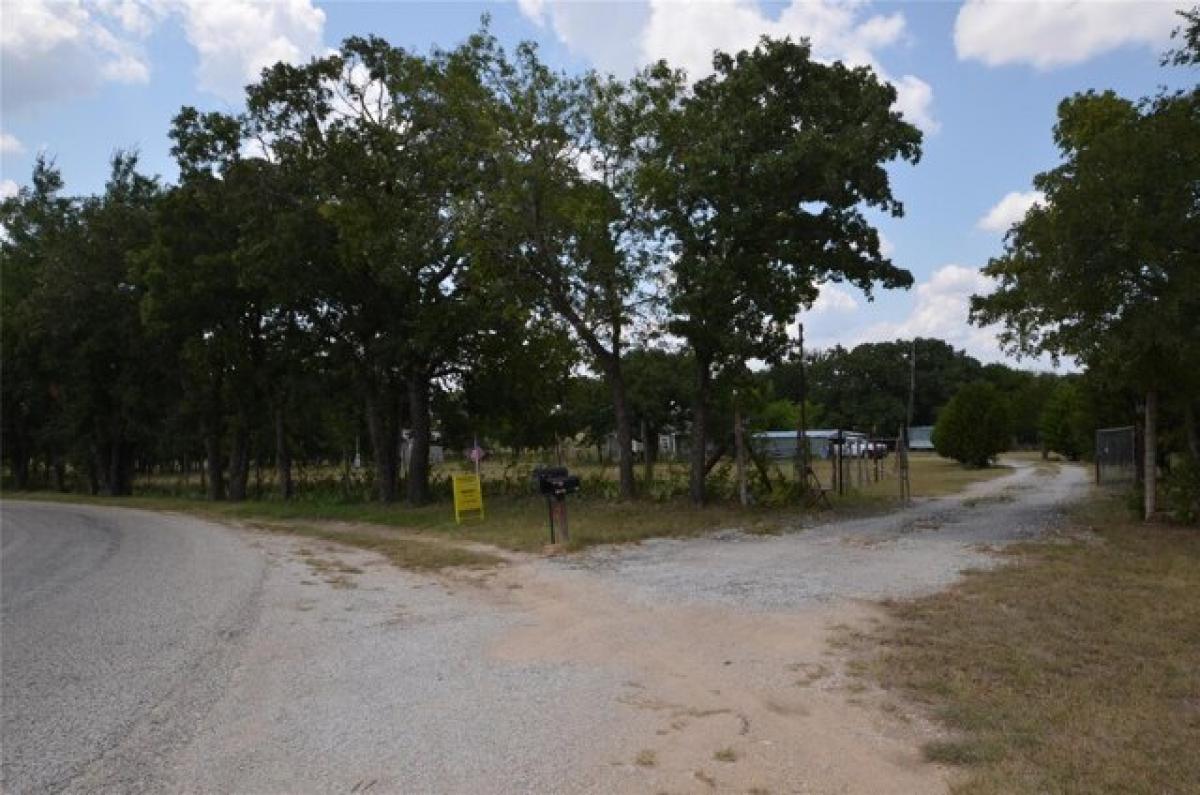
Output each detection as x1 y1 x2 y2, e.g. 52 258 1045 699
1095 425 1137 484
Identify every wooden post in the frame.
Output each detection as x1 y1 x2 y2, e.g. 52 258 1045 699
734 390 749 507
1144 390 1157 520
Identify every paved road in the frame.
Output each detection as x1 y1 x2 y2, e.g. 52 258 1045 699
1 502 266 793
0 501 627 794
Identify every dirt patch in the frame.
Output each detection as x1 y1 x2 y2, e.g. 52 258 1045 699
247 519 506 571
471 561 949 794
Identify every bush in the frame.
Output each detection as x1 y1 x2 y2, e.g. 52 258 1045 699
932 381 1011 467
1165 456 1200 525
1039 381 1090 460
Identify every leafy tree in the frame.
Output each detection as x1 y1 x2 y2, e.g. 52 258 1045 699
142 108 334 501
775 338 983 437
1039 380 1090 461
39 154 165 495
970 80 1200 517
624 347 691 479
933 382 1011 467
0 157 73 489
242 33 497 504
643 37 922 503
477 46 670 500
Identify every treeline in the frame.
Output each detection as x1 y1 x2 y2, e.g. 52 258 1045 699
2 27 927 506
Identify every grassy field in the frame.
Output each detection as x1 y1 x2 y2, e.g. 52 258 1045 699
856 492 1200 794
3 452 1016 562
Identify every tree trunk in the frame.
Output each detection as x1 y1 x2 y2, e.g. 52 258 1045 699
734 396 748 506
365 388 398 503
642 418 656 485
7 426 30 490
406 372 432 507
1144 389 1158 521
227 424 250 502
107 415 132 496
275 405 293 500
607 358 636 500
89 447 102 495
689 359 711 505
1185 401 1200 461
51 453 66 492
205 433 225 501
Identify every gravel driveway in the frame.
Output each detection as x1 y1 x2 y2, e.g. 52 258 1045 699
554 455 1090 610
2 458 1088 794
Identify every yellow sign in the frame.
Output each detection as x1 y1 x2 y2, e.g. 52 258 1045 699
452 473 485 524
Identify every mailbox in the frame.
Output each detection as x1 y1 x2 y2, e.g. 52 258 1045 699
532 466 581 543
532 466 581 498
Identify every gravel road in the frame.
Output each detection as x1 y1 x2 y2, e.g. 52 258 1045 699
554 455 1090 610
1 458 1088 793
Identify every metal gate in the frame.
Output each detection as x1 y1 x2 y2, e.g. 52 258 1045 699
1095 425 1137 484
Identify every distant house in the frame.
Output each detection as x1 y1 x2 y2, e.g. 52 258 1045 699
909 425 935 451
751 430 869 460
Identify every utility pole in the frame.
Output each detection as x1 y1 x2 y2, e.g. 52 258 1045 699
794 323 810 493
900 339 916 503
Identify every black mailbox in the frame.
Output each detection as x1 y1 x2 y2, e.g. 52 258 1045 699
532 467 581 497
532 466 580 543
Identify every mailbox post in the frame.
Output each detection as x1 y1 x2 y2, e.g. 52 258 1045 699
532 466 581 545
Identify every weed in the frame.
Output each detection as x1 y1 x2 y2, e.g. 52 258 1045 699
634 749 657 767
713 747 738 763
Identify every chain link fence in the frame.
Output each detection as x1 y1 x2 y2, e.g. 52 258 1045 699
1095 425 1137 484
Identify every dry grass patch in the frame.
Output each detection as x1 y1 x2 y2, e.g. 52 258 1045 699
713 747 738 763
859 496 1200 794
260 522 504 571
634 749 657 767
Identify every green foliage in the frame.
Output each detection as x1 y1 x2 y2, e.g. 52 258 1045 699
933 382 1012 467
1039 381 1091 460
641 36 922 501
1165 456 1200 525
971 88 1200 394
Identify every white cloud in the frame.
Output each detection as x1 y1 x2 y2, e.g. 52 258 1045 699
177 0 326 102
890 74 937 135
812 283 860 314
517 0 939 132
0 179 19 199
977 190 1044 233
955 0 1187 69
1 132 24 155
834 264 1068 367
847 264 1005 361
517 0 647 75
878 231 896 258
1 0 152 114
1 0 326 114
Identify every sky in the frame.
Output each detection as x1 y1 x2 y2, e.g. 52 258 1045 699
2 0 1194 370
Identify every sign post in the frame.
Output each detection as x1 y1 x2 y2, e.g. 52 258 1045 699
452 473 485 524
469 440 484 478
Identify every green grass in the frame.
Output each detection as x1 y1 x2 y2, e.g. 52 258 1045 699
1 452 1016 557
855 493 1200 794
1 489 796 554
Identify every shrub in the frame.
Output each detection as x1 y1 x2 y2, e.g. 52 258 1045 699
1165 456 1200 525
1039 381 1090 460
932 382 1011 467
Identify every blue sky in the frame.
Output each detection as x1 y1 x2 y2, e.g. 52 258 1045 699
2 1 1193 368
